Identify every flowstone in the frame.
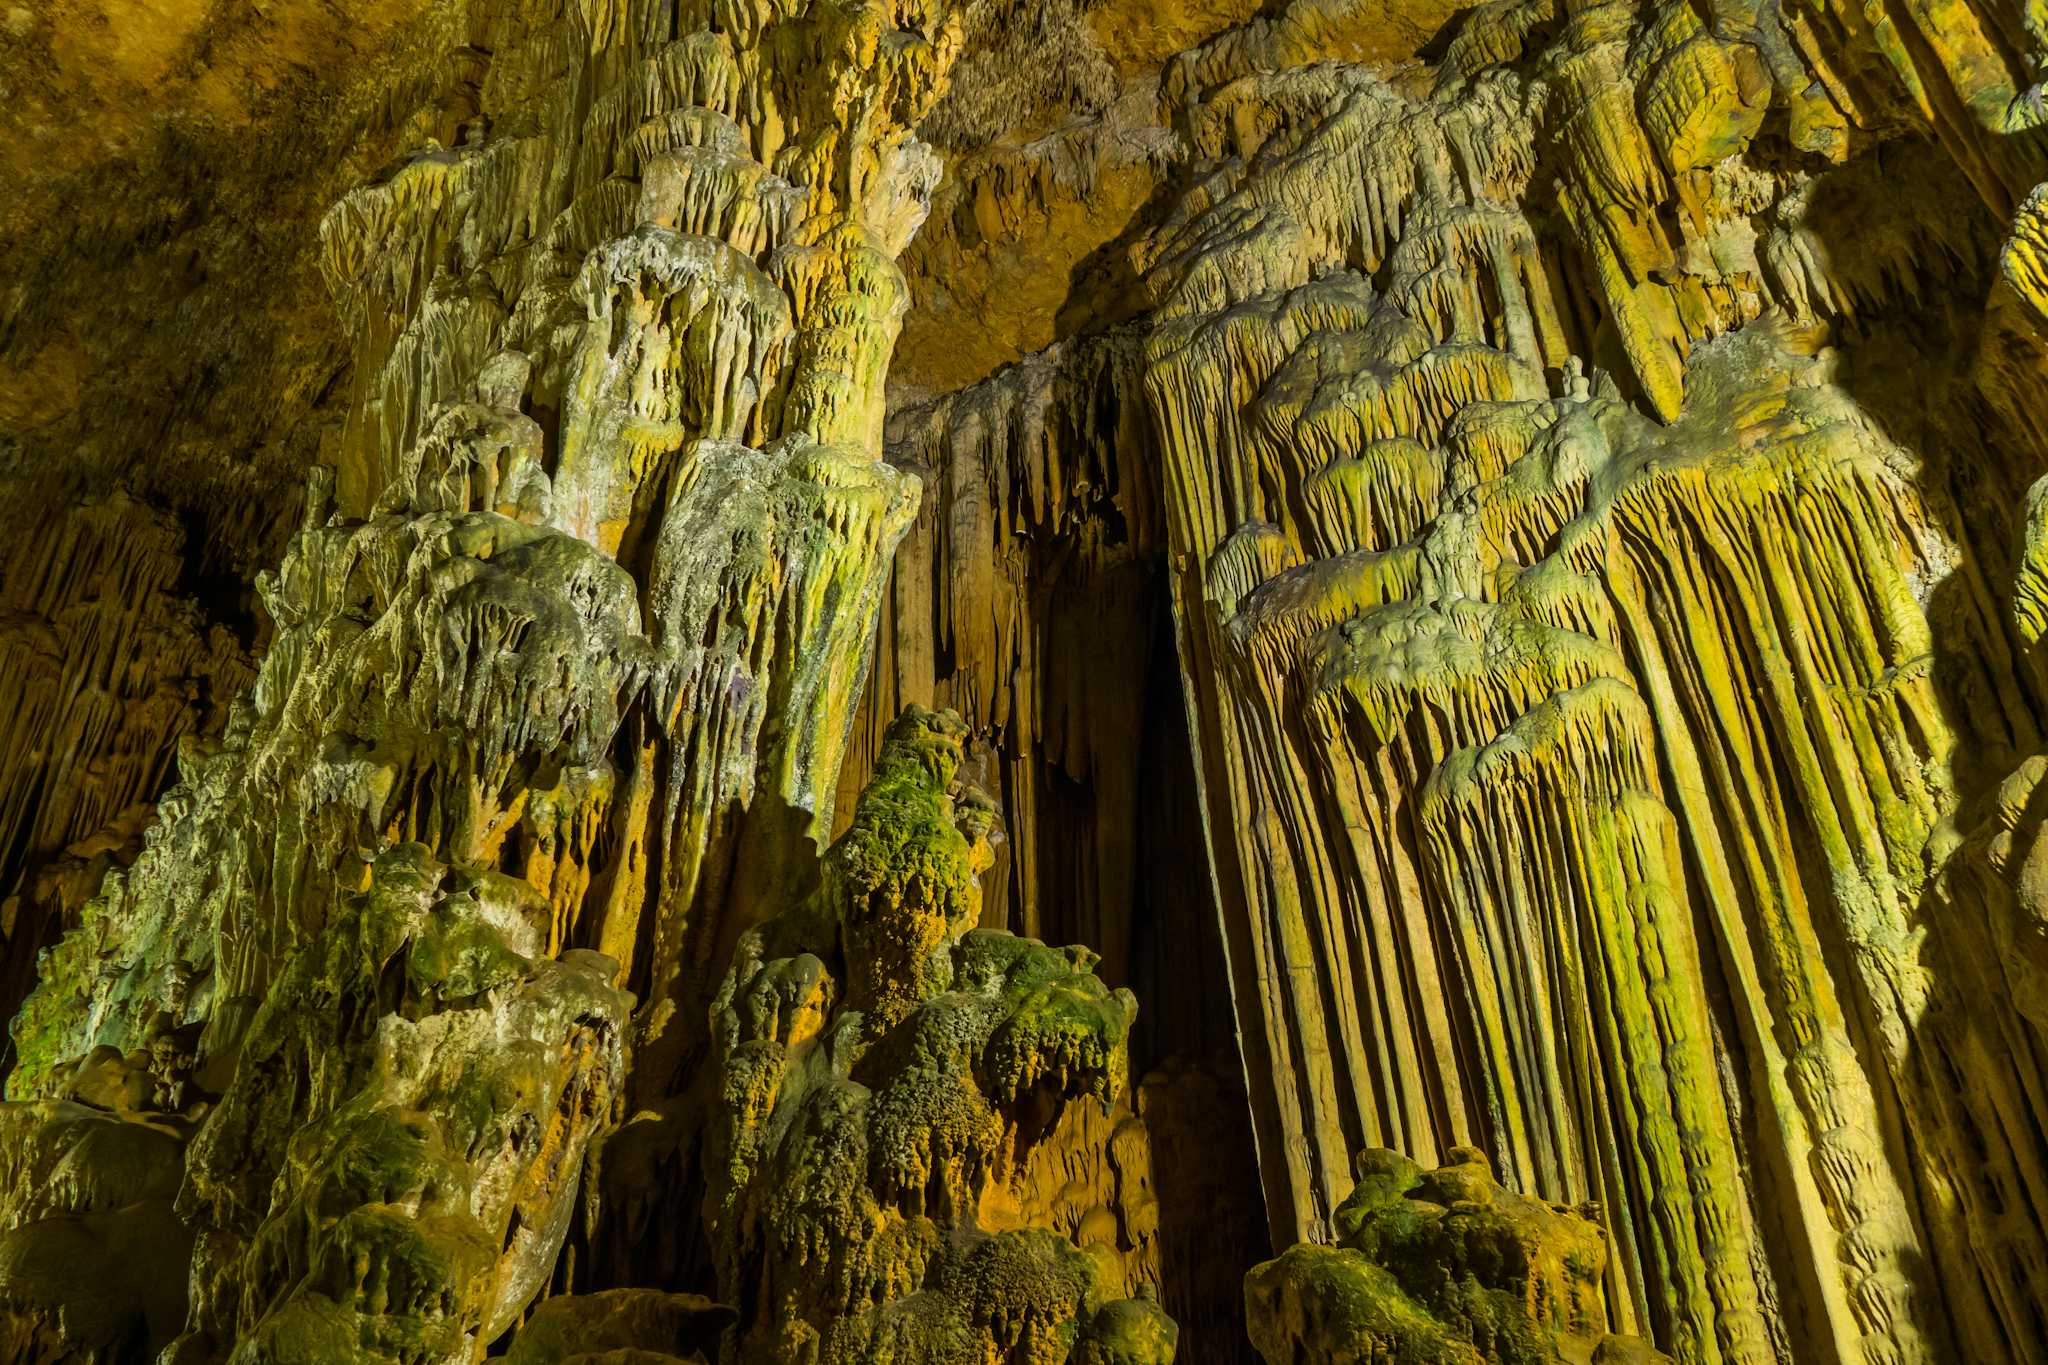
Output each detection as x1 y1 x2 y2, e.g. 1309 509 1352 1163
706 705 1175 1364
0 843 630 1365
179 845 631 1363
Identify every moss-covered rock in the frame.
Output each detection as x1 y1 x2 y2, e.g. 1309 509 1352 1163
1246 1148 1671 1365
707 705 1173 1365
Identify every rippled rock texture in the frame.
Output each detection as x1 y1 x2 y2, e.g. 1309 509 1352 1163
10 0 2048 1361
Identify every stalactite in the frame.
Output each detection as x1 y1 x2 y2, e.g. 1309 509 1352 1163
0 497 251 1064
1131 3 2048 1360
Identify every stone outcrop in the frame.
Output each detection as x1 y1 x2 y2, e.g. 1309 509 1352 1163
1245 1147 1671 1365
11 0 2048 1361
708 706 1170 1364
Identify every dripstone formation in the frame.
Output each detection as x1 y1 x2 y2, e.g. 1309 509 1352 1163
708 706 1170 1364
1245 1147 1673 1365
8 0 2048 1361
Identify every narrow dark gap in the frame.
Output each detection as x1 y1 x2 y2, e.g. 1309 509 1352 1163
177 504 267 654
1125 565 1270 1365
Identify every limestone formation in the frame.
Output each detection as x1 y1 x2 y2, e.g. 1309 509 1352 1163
708 706 1171 1364
1062 2 2048 1360
1245 1147 1672 1365
0 496 251 1048
12 0 2048 1361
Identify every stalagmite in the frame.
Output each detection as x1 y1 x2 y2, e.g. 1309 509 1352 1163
706 706 1172 1363
1244 1147 1675 1365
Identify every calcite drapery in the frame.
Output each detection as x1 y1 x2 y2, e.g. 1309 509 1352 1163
1127 3 2048 1362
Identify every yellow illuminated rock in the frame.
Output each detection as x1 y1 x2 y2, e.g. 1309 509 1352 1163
7 0 2048 1361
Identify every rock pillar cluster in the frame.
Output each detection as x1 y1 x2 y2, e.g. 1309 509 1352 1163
0 0 1165 1360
